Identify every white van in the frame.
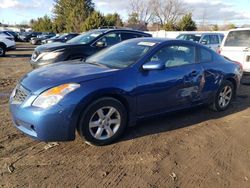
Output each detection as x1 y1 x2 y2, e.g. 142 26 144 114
220 28 250 73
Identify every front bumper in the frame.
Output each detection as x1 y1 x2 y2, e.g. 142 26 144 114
9 102 77 142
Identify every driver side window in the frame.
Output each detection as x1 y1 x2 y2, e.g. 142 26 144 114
149 45 196 68
97 33 121 47
201 35 210 44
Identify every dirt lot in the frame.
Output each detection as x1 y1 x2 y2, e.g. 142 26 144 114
0 43 250 188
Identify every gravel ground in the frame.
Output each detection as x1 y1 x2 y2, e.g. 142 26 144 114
0 43 250 188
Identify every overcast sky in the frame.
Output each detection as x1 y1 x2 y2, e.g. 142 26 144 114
0 0 249 25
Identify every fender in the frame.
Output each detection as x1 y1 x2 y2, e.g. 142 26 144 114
0 42 7 48
70 88 137 135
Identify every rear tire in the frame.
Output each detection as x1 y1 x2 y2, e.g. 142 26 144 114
210 80 234 111
78 97 127 146
0 45 6 57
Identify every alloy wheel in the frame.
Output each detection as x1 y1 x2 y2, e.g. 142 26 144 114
218 85 232 108
89 106 121 140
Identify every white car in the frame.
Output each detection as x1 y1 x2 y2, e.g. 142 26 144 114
220 28 250 73
0 33 16 57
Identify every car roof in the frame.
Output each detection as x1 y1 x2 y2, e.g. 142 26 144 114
125 37 171 43
179 32 224 35
228 27 250 31
126 37 213 49
91 28 150 35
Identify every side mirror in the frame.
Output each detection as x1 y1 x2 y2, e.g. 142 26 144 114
142 61 165 71
96 41 106 47
201 40 208 45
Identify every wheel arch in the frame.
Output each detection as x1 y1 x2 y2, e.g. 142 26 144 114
225 77 237 97
73 89 136 133
0 42 7 49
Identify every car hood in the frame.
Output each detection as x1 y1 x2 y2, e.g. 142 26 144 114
35 42 86 53
20 60 118 94
35 42 70 52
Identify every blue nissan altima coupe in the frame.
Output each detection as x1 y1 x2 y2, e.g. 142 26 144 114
9 38 242 145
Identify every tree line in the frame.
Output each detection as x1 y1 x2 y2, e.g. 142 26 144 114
30 0 198 32
31 0 123 33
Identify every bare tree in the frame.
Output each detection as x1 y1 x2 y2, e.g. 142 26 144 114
150 0 188 25
198 8 209 31
128 0 152 24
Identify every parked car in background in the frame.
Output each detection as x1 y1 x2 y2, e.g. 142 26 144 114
220 28 250 76
45 33 79 44
0 33 16 57
0 30 19 41
10 38 242 145
176 33 224 52
30 33 56 45
41 35 61 44
30 29 152 68
18 32 43 42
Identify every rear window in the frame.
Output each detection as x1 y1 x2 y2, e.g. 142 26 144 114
224 30 250 47
121 33 143 40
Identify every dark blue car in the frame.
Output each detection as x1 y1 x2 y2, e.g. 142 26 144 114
9 38 242 145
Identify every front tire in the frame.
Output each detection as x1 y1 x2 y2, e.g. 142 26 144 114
78 97 127 146
211 80 234 111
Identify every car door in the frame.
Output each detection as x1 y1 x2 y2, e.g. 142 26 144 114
136 43 204 116
90 32 122 55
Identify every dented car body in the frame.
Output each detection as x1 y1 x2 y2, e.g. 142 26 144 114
9 38 242 144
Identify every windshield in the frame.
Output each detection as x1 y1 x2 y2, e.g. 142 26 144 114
58 34 68 39
177 34 201 42
50 35 60 39
224 30 250 47
0 31 11 37
85 41 156 69
67 31 104 44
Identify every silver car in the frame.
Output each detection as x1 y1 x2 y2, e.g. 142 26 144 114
176 33 224 52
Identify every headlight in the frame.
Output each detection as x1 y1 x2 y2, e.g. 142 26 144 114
40 51 63 61
32 83 80 109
